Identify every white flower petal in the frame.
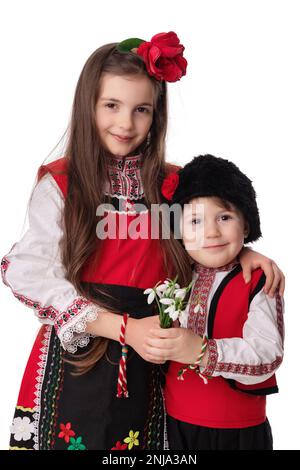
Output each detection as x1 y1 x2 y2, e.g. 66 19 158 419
156 284 168 293
179 311 188 327
164 305 175 314
160 298 174 305
175 289 186 299
147 291 155 304
169 310 180 321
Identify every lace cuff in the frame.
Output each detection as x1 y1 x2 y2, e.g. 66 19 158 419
55 299 100 353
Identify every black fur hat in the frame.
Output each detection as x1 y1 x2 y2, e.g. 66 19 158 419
162 154 261 244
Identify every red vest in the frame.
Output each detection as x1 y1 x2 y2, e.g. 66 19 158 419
37 157 170 289
209 264 278 395
165 266 278 429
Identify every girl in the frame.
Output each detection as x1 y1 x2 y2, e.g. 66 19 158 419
1 34 284 451
144 154 284 450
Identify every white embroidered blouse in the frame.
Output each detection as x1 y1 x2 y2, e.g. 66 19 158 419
184 264 285 384
1 173 102 354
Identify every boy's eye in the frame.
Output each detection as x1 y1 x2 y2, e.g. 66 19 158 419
219 214 232 221
191 218 201 225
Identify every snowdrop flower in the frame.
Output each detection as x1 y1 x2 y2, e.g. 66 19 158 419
164 304 175 316
179 307 189 327
163 303 180 321
144 288 156 305
144 277 193 329
10 417 35 441
164 279 179 289
175 288 186 300
159 298 175 306
169 309 181 321
156 284 169 294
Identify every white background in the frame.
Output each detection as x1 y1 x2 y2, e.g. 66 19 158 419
0 0 299 450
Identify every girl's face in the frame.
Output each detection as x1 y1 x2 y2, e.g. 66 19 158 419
95 73 155 157
182 197 249 268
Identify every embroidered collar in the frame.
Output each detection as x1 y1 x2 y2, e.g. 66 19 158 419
194 260 239 276
106 153 142 172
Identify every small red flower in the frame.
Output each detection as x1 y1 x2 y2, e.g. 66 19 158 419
137 31 187 82
161 172 179 201
111 441 128 450
58 422 76 443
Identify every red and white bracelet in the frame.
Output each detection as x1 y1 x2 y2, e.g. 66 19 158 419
177 335 209 384
117 313 130 398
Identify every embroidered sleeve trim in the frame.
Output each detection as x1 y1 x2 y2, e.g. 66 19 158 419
201 339 218 376
1 256 59 322
2 255 100 354
215 355 283 376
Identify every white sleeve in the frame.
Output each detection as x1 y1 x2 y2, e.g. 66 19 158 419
1 173 101 353
202 290 284 385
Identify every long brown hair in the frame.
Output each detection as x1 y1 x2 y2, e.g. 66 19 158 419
49 43 192 373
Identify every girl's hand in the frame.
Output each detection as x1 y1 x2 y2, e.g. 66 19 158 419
239 247 285 297
143 326 205 365
125 316 166 364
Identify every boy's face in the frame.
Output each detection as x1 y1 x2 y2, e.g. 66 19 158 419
182 197 249 268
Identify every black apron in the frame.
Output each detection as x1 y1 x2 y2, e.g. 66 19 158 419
10 284 166 451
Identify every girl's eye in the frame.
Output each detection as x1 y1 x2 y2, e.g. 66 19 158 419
105 103 117 109
136 106 149 113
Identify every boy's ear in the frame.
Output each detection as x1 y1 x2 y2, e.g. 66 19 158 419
244 222 250 238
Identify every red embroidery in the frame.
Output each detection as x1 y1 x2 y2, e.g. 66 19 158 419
1 256 9 285
188 263 238 336
111 441 128 450
202 339 218 376
215 356 283 376
188 269 216 336
1 256 90 332
54 297 91 333
107 155 143 200
58 423 76 443
1 256 59 321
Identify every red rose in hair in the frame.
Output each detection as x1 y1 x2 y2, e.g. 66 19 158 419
161 172 179 201
137 31 187 82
